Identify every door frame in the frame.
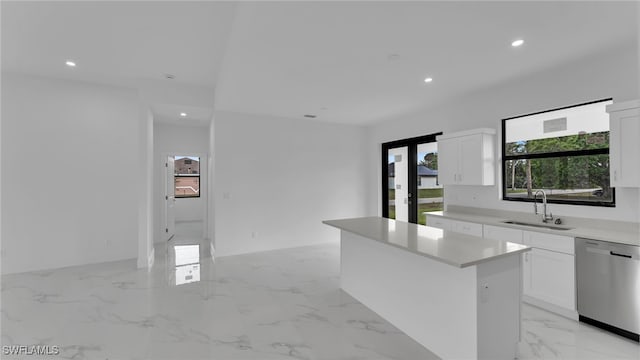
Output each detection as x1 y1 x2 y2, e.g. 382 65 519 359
381 132 442 223
159 152 208 240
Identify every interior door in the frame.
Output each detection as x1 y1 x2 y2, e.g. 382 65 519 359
165 156 176 241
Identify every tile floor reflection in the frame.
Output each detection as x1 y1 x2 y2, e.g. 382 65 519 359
2 238 638 359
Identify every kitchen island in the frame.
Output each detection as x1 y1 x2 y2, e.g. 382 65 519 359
323 217 530 360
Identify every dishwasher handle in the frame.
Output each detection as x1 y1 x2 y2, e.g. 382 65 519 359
610 251 632 259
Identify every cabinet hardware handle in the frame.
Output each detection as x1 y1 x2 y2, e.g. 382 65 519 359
610 251 632 258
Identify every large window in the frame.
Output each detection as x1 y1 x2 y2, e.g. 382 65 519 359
175 156 200 198
502 99 614 207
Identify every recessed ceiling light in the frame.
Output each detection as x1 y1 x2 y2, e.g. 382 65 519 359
180 112 187 117
65 60 76 67
511 39 524 47
424 77 433 83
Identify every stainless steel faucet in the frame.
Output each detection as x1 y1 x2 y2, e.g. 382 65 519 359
534 190 554 223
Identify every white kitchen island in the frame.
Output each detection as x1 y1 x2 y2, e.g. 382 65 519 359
323 217 530 360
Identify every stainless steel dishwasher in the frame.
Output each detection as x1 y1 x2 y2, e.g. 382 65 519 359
576 238 639 342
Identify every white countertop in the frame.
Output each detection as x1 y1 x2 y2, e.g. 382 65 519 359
323 217 530 268
427 210 640 247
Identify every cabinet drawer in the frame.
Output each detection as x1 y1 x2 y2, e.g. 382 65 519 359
454 221 483 237
523 231 574 254
426 216 456 231
483 225 524 244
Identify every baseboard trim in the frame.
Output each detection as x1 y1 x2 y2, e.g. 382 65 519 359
523 295 578 321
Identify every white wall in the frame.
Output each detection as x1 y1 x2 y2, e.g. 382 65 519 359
214 111 368 256
1 73 140 274
208 116 216 247
153 123 209 241
368 42 639 222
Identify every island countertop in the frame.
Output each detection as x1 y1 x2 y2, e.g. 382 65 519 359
323 216 530 268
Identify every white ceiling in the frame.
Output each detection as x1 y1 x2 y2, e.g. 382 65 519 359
1 1 236 88
1 1 235 126
215 1 638 124
2 1 638 126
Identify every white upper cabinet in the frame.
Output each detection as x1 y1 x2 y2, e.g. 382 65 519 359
607 100 640 188
437 128 496 186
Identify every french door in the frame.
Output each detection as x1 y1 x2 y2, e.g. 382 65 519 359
382 133 442 225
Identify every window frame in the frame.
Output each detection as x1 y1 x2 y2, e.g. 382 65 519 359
174 156 201 199
501 99 615 208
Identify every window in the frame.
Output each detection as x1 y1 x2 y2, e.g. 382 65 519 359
175 156 200 198
502 99 614 207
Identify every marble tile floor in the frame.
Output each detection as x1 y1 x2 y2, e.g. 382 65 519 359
1 238 638 360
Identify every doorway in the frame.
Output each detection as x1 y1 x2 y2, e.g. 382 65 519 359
382 133 443 225
164 155 176 241
161 154 206 240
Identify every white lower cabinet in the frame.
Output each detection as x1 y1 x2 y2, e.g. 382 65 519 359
431 219 577 316
483 225 577 317
523 248 576 311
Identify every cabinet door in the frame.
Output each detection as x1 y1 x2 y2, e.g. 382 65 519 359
457 134 483 185
437 138 459 185
525 248 576 311
610 107 640 187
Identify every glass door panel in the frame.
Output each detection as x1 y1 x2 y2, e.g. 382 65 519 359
416 142 443 225
387 146 409 222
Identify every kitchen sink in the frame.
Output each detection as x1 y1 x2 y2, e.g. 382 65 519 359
502 220 574 231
